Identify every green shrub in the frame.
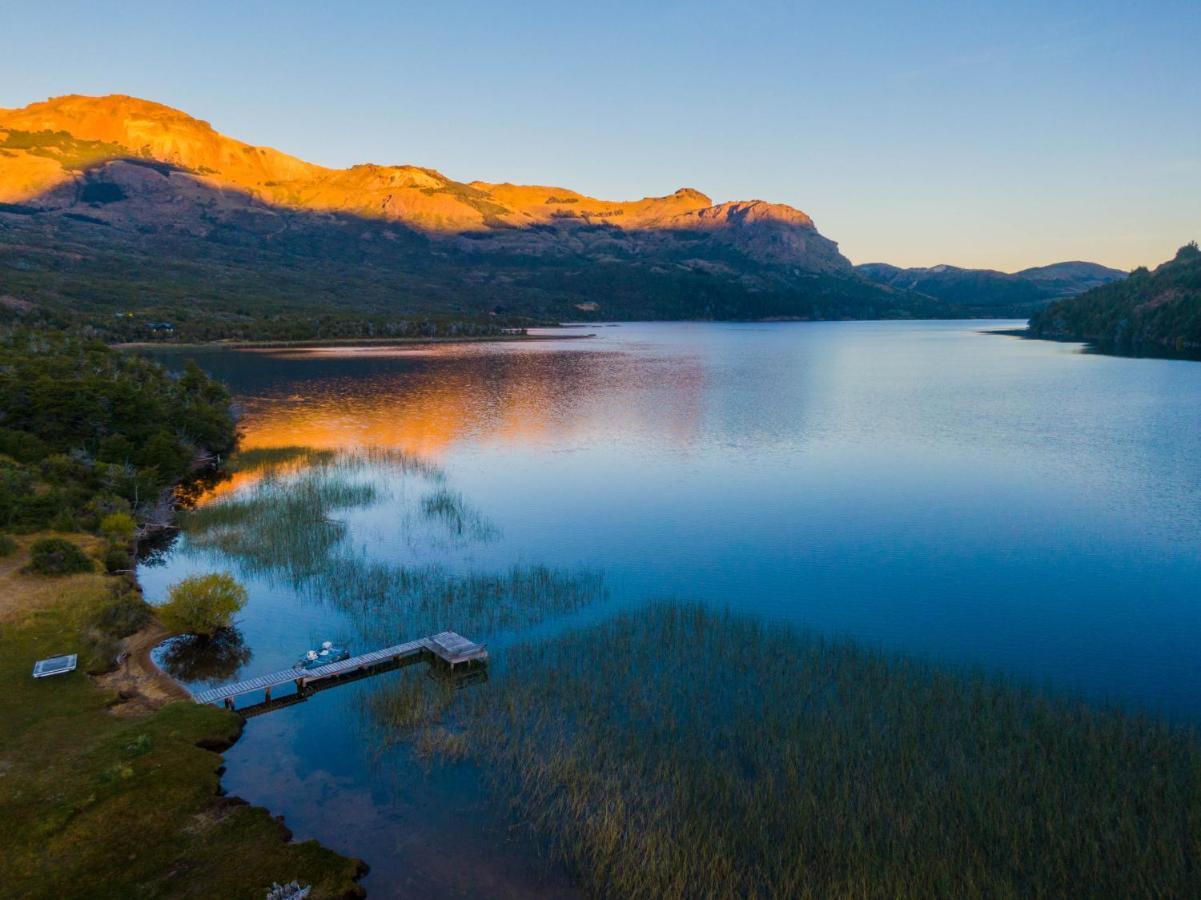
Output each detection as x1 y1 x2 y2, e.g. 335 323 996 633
49 510 79 532
138 432 191 480
0 533 15 556
29 537 94 575
158 572 247 636
99 512 136 543
94 589 152 638
103 544 133 573
78 589 151 673
96 434 134 464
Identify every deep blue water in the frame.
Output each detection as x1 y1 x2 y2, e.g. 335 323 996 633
141 321 1201 895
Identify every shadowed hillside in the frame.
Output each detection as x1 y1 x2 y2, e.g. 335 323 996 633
0 94 951 337
857 260 1126 316
1029 243 1201 352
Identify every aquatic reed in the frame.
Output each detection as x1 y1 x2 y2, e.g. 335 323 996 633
180 448 602 638
370 603 1201 898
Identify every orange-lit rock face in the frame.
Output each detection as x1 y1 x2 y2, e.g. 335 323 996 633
0 94 850 271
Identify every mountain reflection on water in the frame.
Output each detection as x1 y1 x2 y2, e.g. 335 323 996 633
217 337 707 458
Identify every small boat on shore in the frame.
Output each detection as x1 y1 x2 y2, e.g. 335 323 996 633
293 641 350 670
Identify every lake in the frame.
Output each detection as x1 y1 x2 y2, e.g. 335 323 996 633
140 321 1201 895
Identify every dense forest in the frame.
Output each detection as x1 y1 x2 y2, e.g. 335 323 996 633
0 328 236 535
1029 243 1201 351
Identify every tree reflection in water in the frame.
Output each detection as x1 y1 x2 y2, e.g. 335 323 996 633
158 627 253 686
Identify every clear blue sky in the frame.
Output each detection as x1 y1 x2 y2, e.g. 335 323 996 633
1 0 1198 270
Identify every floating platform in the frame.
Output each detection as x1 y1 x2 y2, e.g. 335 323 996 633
190 631 487 710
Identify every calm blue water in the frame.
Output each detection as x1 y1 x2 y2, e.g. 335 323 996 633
141 321 1201 894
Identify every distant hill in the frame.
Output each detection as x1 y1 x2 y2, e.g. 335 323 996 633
1028 244 1201 352
0 94 957 338
856 260 1126 316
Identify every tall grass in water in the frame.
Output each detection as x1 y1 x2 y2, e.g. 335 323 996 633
420 487 500 542
180 448 602 637
369 603 1201 898
226 445 338 473
184 467 375 577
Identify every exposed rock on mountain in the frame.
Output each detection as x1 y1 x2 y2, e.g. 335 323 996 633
0 94 849 273
0 94 974 334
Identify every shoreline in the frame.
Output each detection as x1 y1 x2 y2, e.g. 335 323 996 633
988 326 1201 361
98 620 191 715
113 332 597 351
117 457 371 890
0 531 367 895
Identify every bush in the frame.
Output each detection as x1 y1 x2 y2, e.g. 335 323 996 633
94 589 152 638
158 572 247 636
138 432 191 480
29 537 94 575
0 533 15 556
104 544 133 573
99 512 136 543
80 588 153 673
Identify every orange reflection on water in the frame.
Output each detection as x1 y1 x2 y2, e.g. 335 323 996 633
231 342 706 460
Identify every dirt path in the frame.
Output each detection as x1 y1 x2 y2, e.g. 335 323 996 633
98 622 191 716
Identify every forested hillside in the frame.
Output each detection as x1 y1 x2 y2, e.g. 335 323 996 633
1028 244 1201 352
0 329 236 532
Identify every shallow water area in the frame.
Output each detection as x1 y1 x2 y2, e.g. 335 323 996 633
141 321 1201 894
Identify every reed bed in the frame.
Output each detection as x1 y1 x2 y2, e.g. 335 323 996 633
331 558 604 642
226 445 337 473
180 449 602 638
226 444 443 478
184 467 375 577
369 603 1201 898
420 486 500 541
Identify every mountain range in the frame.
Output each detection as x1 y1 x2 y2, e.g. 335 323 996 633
855 261 1126 316
0 94 1125 338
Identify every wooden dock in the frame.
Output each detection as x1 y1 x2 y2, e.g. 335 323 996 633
191 631 487 710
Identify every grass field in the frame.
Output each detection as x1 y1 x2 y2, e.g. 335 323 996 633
0 534 363 899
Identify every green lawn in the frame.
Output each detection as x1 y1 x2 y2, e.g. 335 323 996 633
0 535 363 899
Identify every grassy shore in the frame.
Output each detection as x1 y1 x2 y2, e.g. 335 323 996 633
0 534 364 899
371 602 1201 898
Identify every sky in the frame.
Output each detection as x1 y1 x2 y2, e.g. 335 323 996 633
1 0 1198 271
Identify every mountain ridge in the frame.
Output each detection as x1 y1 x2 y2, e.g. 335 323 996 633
856 260 1126 316
0 93 848 272
0 92 1110 338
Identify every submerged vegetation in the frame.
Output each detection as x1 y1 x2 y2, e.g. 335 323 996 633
420 486 500 541
371 603 1201 898
179 448 603 640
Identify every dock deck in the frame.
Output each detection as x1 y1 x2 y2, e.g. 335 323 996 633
191 631 487 709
